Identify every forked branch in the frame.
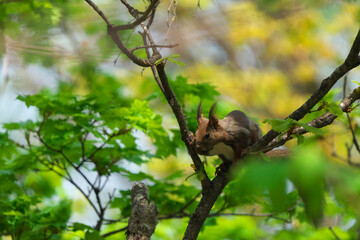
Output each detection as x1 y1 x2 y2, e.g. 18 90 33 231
262 86 360 152
252 28 360 152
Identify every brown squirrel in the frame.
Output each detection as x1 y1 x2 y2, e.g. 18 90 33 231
195 103 262 163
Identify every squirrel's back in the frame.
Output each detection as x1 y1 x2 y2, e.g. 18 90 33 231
225 110 251 129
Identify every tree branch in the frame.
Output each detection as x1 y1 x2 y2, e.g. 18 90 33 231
102 226 128 238
107 24 154 67
84 0 111 25
114 0 160 31
262 86 360 151
329 227 342 240
156 63 211 187
84 0 160 67
183 171 230 240
86 128 131 160
140 31 165 94
126 182 158 240
129 43 178 53
251 28 360 153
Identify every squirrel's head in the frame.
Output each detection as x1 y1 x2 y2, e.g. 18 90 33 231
195 103 227 156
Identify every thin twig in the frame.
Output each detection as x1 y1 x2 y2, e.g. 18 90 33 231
113 28 136 65
346 112 360 153
87 128 131 160
114 0 160 31
140 31 165 94
209 212 291 223
55 165 101 217
342 75 360 154
329 226 341 240
121 0 160 56
84 0 155 66
162 191 202 219
102 205 296 238
147 4 156 29
343 74 348 98
77 131 89 169
178 192 202 214
165 0 177 41
84 0 111 25
101 226 128 238
130 43 178 53
37 130 95 189
36 114 107 225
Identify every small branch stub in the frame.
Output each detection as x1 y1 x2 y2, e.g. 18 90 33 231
127 182 159 240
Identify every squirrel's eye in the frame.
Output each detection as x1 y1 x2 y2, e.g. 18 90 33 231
205 133 210 139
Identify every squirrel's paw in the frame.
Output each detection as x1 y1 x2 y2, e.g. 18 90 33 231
215 162 231 175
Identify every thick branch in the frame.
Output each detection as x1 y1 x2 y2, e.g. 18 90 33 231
183 172 230 240
156 63 210 186
251 29 360 152
263 87 360 151
107 24 153 67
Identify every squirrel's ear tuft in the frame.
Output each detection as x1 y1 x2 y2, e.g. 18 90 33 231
209 103 217 118
209 103 220 129
197 101 204 123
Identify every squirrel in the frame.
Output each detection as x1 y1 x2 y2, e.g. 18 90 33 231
195 103 262 164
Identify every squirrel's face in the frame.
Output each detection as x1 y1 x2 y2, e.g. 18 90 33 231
195 103 226 156
195 122 225 155
195 118 212 155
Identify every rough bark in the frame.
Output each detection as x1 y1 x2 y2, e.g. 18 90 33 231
126 182 158 240
183 171 230 240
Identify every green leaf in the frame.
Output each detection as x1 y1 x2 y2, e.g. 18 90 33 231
3 210 24 216
111 190 131 217
263 119 294 132
122 171 155 182
352 80 360 86
185 171 199 181
168 54 181 58
170 75 219 106
72 222 93 231
3 120 36 130
326 103 343 116
294 134 305 145
3 122 22 130
85 231 104 240
284 191 299 210
167 57 186 66
154 54 185 66
226 161 288 210
165 170 184 180
290 142 325 227
296 122 323 135
203 217 217 228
